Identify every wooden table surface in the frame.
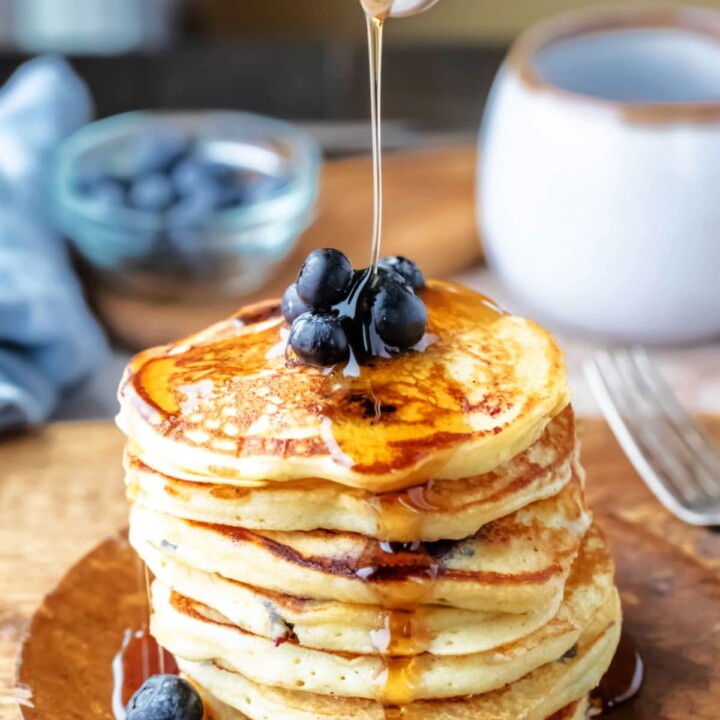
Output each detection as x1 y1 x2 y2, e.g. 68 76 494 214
2 417 720 719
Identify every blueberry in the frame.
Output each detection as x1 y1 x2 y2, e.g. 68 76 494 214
206 162 237 189
216 185 246 210
289 312 349 366
128 173 176 211
75 166 109 195
296 249 353 310
213 175 247 210
371 272 428 351
282 283 311 324
83 177 126 207
131 134 193 175
378 256 425 290
167 187 217 228
171 158 214 195
125 674 203 720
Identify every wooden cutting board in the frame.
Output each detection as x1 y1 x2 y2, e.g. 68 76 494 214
92 145 482 350
2 417 720 719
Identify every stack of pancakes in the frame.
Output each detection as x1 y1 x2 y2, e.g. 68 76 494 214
118 280 621 720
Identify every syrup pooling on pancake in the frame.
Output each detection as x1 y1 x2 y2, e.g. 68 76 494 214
125 405 577 542
175 584 620 720
119 281 570 492
134 539 565 657
129 470 589 614
147 527 613 703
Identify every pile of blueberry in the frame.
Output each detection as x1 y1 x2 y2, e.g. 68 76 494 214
282 248 428 367
125 674 203 720
77 133 283 227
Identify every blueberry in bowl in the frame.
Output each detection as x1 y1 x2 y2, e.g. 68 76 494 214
53 111 320 301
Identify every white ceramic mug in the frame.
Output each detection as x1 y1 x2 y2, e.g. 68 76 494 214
479 4 720 343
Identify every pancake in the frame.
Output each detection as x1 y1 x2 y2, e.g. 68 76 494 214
117 275 623 718
177 589 620 720
150 525 613 702
201 689 589 720
130 469 590 614
125 406 577 542
137 539 559 657
117 281 570 492
549 699 589 720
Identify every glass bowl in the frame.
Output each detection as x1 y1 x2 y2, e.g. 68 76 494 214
53 110 321 301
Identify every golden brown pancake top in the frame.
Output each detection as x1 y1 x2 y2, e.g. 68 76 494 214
119 281 569 491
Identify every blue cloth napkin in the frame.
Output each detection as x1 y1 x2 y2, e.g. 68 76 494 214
0 57 107 430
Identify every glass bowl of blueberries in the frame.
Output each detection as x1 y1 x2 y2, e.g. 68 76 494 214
53 111 321 300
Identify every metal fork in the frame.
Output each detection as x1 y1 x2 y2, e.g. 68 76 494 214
584 346 720 525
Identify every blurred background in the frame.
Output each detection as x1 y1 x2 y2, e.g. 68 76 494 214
0 0 719 430
0 0 713 130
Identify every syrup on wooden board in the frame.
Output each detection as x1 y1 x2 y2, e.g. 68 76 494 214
111 560 177 719
589 631 645 716
112 627 178 719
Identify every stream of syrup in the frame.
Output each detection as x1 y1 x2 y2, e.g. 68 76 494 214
366 7 385 272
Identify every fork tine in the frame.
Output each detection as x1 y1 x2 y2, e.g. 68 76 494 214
630 346 720 485
603 349 709 504
586 351 704 512
613 347 720 500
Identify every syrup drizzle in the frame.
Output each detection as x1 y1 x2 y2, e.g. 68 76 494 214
362 6 435 710
359 539 436 714
371 483 439 541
